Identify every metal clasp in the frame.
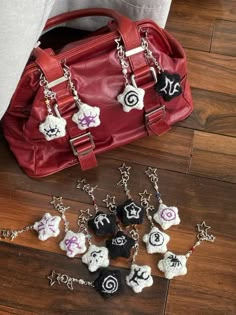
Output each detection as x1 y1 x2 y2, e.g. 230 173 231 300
69 132 95 157
131 66 157 88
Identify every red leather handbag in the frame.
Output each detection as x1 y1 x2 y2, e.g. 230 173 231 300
2 8 193 177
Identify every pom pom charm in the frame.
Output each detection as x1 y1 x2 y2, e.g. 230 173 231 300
117 84 145 113
48 269 122 297
126 264 153 293
155 71 182 101
117 163 144 225
158 221 216 279
143 226 170 254
145 167 181 230
76 179 117 236
82 244 109 272
72 102 101 130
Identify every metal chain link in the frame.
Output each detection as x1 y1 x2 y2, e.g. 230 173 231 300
141 36 163 74
115 37 130 85
0 225 34 241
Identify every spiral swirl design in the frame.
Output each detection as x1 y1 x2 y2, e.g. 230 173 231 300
124 91 139 107
160 208 176 221
102 275 118 294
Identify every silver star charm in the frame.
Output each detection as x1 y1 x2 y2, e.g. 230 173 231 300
118 163 131 175
59 230 87 258
143 226 170 254
82 244 109 272
72 102 100 130
39 114 67 141
103 195 116 208
117 84 145 112
126 264 153 293
153 203 180 230
145 167 158 179
33 213 61 241
158 251 187 279
139 190 152 203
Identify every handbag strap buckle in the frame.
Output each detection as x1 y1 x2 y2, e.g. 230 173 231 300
69 132 95 157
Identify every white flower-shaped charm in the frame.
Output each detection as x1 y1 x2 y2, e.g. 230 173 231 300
33 213 61 241
143 226 170 254
59 230 87 258
126 264 153 293
72 102 100 130
39 114 67 141
82 244 109 272
117 84 145 113
153 203 180 230
158 251 187 279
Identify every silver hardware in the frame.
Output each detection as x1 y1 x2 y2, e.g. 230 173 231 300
115 37 130 85
141 37 163 73
0 225 34 241
139 190 155 228
145 105 166 124
145 167 163 203
131 66 157 88
76 179 99 214
50 196 70 232
47 76 68 89
69 132 95 157
125 46 144 57
117 163 132 199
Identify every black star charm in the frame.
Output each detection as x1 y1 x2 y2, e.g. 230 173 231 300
94 269 122 298
116 199 144 225
106 231 135 259
88 212 117 236
155 71 182 101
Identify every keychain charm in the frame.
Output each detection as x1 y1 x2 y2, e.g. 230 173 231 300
117 164 144 225
145 167 180 230
0 212 61 242
125 226 153 293
82 244 109 272
139 190 170 254
158 221 215 279
155 71 182 101
39 74 67 141
115 38 145 113
50 196 87 258
48 268 122 298
63 64 101 130
76 179 117 236
106 230 135 259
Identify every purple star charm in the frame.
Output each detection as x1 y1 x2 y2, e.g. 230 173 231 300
33 213 61 241
72 102 100 130
153 203 180 230
59 230 87 258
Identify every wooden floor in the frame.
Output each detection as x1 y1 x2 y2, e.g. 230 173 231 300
0 0 236 314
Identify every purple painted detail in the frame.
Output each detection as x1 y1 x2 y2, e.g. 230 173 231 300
160 208 176 221
65 236 81 256
78 112 97 128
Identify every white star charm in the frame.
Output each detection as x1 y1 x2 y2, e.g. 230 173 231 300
72 102 100 130
33 213 61 241
126 264 153 293
117 84 145 112
153 203 180 230
143 226 170 254
82 244 109 272
158 251 187 279
59 230 87 258
39 114 67 141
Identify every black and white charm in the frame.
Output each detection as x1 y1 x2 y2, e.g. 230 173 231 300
76 179 117 236
39 112 67 141
117 84 145 113
145 167 181 230
117 163 144 225
158 221 215 279
106 230 135 259
72 102 101 130
82 244 109 272
126 264 153 293
48 268 122 298
155 71 182 101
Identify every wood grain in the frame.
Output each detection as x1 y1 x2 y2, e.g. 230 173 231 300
190 131 236 183
211 19 236 56
178 88 236 137
0 242 169 315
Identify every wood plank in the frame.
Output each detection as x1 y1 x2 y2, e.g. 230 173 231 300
0 242 169 315
169 0 236 22
211 19 236 56
177 88 236 137
166 12 214 52
190 131 236 183
186 49 236 95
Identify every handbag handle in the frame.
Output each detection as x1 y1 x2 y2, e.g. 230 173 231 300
45 8 140 51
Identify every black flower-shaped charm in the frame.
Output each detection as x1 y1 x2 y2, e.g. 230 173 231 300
88 211 117 236
116 199 144 225
106 231 135 259
94 269 122 297
155 71 182 101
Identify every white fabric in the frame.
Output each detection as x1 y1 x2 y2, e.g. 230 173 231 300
0 0 172 120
